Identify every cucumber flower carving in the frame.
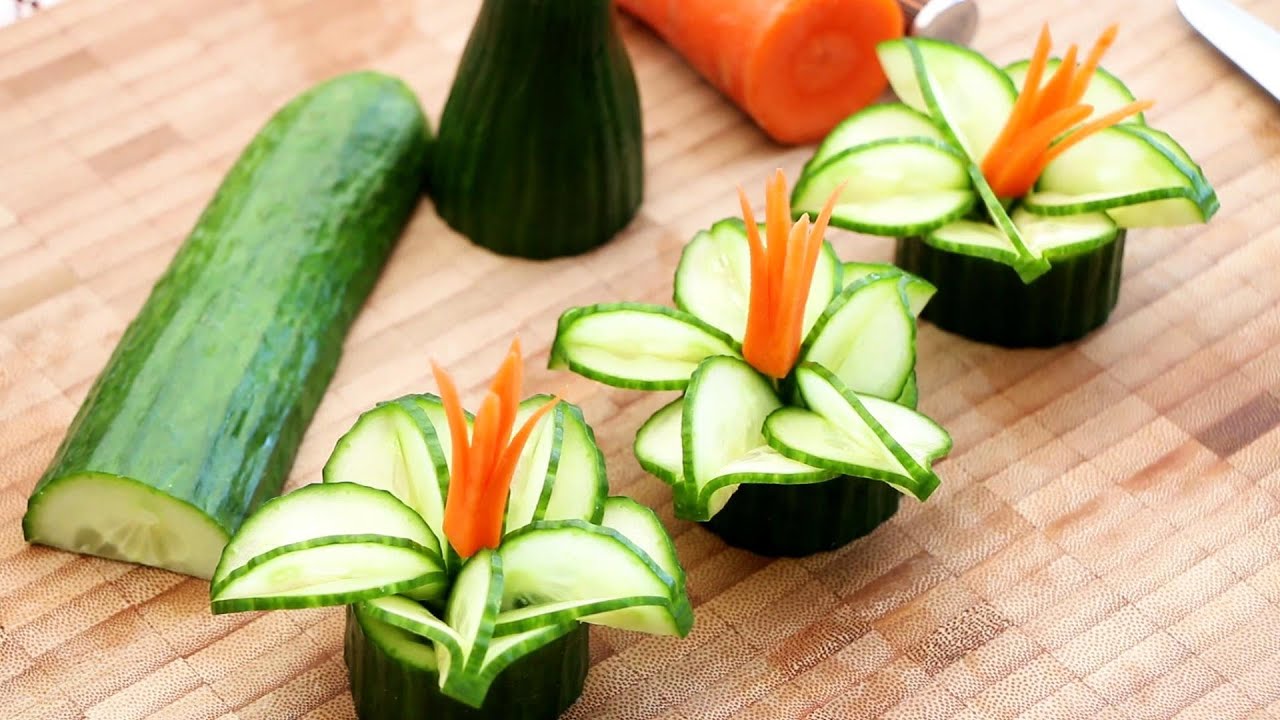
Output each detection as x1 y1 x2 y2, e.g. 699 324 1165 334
790 24 1218 282
551 172 953 523
208 339 692 709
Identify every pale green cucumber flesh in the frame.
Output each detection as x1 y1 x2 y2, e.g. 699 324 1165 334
799 275 915 400
549 303 738 391
805 103 943 173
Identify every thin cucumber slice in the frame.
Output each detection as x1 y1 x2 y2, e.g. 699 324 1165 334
681 356 780 503
504 397 564 534
841 262 937 317
494 596 668 636
498 521 693 637
696 446 834 519
600 497 685 593
925 219 1022 264
542 402 608 525
471 622 578 694
549 303 738 391
793 138 975 236
1030 126 1217 227
352 601 439 673
1005 59 1146 124
323 397 450 550
674 218 841 342
878 38 1017 163
211 538 446 613
897 372 919 410
447 550 503 674
805 103 944 173
764 364 950 501
968 164 1051 281
211 482 444 602
799 275 914 400
1012 208 1119 260
357 595 465 683
634 398 684 486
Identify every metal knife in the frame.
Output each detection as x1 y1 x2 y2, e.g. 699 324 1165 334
1177 0 1280 103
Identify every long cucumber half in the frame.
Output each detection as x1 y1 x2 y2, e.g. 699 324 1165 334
764 364 950 501
210 483 446 613
549 303 739 391
674 218 841 343
22 72 430 579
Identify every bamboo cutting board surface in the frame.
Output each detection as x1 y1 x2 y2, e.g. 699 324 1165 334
2 0 1280 717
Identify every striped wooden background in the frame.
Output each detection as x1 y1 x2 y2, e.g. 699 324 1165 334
2 0 1280 717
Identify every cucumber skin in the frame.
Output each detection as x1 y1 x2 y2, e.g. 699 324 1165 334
345 608 588 720
430 0 643 259
896 234 1125 347
25 73 431 544
703 475 901 557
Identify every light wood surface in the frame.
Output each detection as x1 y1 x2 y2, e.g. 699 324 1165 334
3 0 1280 718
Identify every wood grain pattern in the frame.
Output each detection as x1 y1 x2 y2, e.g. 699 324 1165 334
2 0 1279 717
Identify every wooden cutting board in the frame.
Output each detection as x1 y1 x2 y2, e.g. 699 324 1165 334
2 0 1279 717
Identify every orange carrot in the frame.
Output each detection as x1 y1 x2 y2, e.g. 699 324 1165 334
618 0 905 144
434 343 556 558
981 25 1148 199
1027 44 1079 124
1066 25 1119 105
741 172 842 379
981 25 1052 183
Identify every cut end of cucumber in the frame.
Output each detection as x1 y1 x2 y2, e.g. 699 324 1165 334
23 472 229 579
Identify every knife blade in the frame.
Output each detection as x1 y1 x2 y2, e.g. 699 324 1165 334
1177 0 1280 103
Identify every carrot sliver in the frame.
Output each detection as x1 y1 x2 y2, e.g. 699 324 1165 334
990 103 1093 197
467 392 502 505
1067 25 1119 105
739 186 769 353
1037 99 1155 169
432 362 471 500
771 216 810 376
1028 44 1079 124
765 170 790 297
982 24 1052 177
489 339 523 453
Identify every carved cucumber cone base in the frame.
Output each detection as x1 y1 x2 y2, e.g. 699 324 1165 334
895 233 1126 348
701 476 901 557
344 607 589 720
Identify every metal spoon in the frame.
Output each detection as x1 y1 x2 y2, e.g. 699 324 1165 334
898 0 979 44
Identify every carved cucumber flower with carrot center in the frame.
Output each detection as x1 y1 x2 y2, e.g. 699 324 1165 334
208 340 691 709
551 171 952 522
791 25 1218 282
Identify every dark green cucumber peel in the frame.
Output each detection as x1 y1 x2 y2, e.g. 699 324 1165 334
702 476 901 557
345 608 588 720
23 72 431 579
431 0 643 259
896 233 1126 348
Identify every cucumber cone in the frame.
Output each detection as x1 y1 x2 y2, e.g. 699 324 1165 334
793 26 1215 347
209 341 691 715
346 605 588 720
431 0 643 259
553 173 953 556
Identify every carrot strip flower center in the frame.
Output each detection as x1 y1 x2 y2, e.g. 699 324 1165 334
739 170 840 379
431 339 558 558
980 25 1152 199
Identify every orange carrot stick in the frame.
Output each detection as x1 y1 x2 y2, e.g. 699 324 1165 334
981 25 1052 180
989 103 1093 197
775 216 812 375
467 392 503 506
489 339 523 455
617 0 905 144
1066 25 1119 105
765 170 791 297
1028 44 1079 124
1034 99 1155 170
738 187 770 352
432 361 471 503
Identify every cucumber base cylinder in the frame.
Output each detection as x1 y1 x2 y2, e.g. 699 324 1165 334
345 609 589 720
895 234 1126 348
701 476 900 557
